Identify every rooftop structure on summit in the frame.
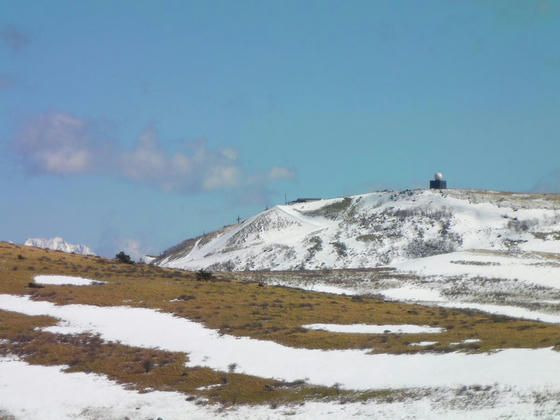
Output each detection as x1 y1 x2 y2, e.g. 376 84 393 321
429 172 447 189
287 198 322 205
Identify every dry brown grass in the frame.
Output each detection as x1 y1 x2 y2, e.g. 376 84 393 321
2 242 560 354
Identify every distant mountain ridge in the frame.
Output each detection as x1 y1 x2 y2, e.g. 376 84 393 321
155 189 560 271
24 237 96 256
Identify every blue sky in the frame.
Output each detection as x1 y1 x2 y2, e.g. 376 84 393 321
1 0 559 258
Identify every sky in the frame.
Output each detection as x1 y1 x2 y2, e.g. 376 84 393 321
1 0 560 258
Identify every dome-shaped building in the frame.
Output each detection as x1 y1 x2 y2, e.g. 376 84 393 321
429 172 447 189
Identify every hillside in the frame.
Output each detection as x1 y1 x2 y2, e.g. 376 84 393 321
2 242 560 418
155 189 560 271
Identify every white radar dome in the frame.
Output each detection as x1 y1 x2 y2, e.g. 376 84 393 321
434 172 444 180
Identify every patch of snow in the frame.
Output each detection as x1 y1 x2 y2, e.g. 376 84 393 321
394 251 560 290
273 282 357 296
142 255 157 264
303 324 444 334
386 286 560 323
381 286 446 302
519 238 560 254
41 319 91 336
410 341 438 347
0 356 210 420
24 237 95 256
195 383 222 391
375 276 560 324
2 295 560 391
34 275 105 286
438 301 560 324
2 356 560 419
539 299 560 306
450 339 481 346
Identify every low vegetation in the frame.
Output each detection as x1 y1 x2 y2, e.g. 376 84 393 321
303 197 353 219
115 251 133 264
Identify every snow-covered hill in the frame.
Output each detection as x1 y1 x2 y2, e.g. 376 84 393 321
24 237 96 256
155 189 560 271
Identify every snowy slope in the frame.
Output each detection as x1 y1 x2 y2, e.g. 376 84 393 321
156 189 560 271
24 237 96 256
3 294 560 391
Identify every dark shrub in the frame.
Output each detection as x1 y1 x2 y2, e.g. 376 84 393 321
142 359 152 373
115 251 133 264
196 269 213 281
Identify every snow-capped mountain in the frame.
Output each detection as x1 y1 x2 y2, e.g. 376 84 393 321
155 189 560 271
24 237 96 256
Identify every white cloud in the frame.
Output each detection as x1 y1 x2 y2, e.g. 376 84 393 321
0 25 30 52
121 128 168 180
268 166 296 180
532 169 560 193
0 74 16 90
220 148 238 161
202 165 241 190
171 153 191 173
121 130 241 191
14 113 99 175
13 112 295 196
118 238 145 261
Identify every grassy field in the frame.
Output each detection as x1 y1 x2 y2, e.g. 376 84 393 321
1 241 560 405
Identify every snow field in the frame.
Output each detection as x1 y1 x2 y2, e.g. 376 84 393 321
437 301 560 324
3 356 560 420
381 251 560 322
0 356 206 420
375 282 560 324
2 294 560 391
251 248 560 324
393 251 560 290
258 262 560 324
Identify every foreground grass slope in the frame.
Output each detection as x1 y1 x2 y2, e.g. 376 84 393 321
1 241 560 405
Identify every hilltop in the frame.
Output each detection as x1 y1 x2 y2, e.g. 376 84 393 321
155 189 560 271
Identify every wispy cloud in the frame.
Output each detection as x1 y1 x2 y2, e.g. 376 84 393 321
117 237 149 261
532 169 560 193
482 0 559 25
14 113 110 175
96 227 157 259
268 166 296 181
0 74 16 90
13 112 296 196
0 25 30 52
121 128 242 191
